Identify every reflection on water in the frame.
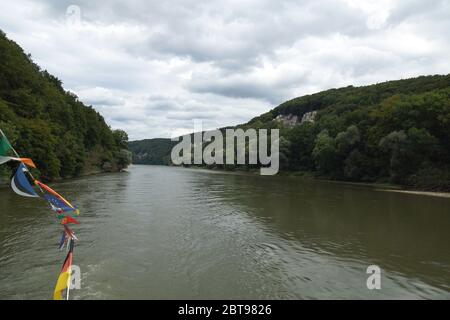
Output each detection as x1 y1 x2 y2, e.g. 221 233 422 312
0 165 449 299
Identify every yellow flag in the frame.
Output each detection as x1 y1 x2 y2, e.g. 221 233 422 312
53 246 73 300
53 269 71 300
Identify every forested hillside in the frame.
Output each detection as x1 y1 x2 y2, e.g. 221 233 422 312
243 74 450 190
128 138 176 165
130 74 450 191
0 30 131 181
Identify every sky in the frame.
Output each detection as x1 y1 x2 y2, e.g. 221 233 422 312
0 0 449 140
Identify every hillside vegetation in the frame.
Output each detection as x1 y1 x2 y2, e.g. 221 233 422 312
128 138 176 165
130 74 450 191
0 30 131 181
245 74 450 190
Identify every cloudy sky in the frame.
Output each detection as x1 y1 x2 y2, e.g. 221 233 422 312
1 0 449 140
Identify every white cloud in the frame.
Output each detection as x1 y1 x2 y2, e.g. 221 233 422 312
0 0 449 140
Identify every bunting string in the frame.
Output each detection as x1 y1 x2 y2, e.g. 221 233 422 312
0 128 80 300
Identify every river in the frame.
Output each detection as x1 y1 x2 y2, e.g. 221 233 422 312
0 165 449 299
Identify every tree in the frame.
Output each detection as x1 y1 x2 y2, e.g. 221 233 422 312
379 130 408 183
379 128 438 183
344 149 365 180
335 125 360 155
287 122 316 170
312 130 338 175
115 149 132 169
113 129 129 149
278 136 291 170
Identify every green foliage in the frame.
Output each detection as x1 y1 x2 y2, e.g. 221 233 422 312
278 136 292 171
115 149 133 169
113 129 129 149
0 119 18 145
379 128 438 184
128 138 177 165
285 122 315 170
0 31 129 180
343 149 365 180
335 125 360 155
312 130 337 174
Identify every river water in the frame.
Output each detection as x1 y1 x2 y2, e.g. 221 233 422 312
0 165 449 299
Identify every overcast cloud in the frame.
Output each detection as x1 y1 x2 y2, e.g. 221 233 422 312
0 0 449 139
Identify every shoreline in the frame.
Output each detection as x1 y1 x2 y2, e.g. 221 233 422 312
138 164 450 199
375 189 450 198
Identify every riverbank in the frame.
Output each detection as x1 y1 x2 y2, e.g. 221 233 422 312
163 164 450 198
318 179 450 198
376 189 450 198
284 172 450 198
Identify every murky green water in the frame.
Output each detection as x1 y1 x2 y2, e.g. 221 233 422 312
0 165 449 299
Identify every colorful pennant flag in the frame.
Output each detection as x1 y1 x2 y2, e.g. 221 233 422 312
35 180 79 215
11 163 39 198
0 156 36 168
53 239 74 300
58 214 80 225
44 194 77 213
0 133 12 156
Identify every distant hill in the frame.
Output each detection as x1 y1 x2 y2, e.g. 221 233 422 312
128 138 176 165
0 30 131 181
129 74 450 191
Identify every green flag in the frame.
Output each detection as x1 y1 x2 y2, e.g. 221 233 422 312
0 133 12 156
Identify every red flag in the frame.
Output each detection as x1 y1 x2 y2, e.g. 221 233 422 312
61 216 80 225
